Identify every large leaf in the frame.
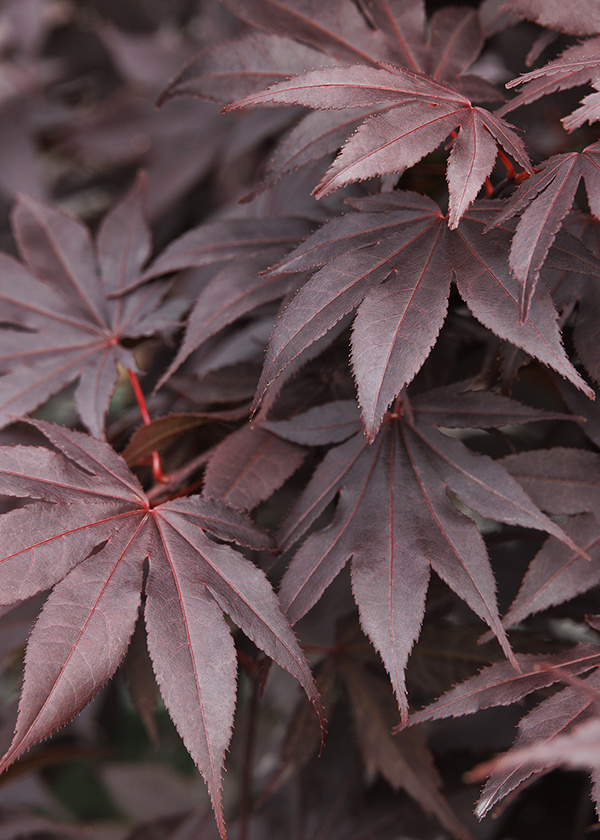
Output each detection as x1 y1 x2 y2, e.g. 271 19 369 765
253 193 593 439
0 421 322 840
276 385 584 722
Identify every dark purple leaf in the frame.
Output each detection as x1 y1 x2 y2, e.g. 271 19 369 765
408 644 600 726
226 65 531 223
0 421 322 839
486 143 600 315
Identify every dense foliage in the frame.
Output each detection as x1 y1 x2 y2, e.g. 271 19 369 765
1 1 600 838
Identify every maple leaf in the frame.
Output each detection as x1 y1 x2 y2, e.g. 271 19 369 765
548 213 600 385
472 669 600 818
270 384 585 723
225 65 531 224
252 192 594 439
498 37 600 130
202 422 306 511
166 0 500 198
487 142 600 316
503 0 600 34
0 420 322 840
0 173 192 438
408 645 600 815
408 643 600 727
339 658 473 840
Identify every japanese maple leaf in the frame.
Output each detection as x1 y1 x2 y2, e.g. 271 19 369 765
547 213 600 385
407 644 600 816
498 37 600 131
0 420 322 840
252 192 594 439
167 0 500 198
339 658 473 840
0 173 191 438
225 65 531 225
487 142 600 316
472 669 600 818
267 384 585 723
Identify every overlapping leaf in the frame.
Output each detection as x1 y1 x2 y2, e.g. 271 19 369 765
226 65 531 222
0 420 322 840
474 669 600 817
497 447 600 629
499 37 600 130
487 142 600 316
0 174 191 438
504 0 600 34
165 0 501 196
408 645 600 815
272 384 585 722
252 192 594 439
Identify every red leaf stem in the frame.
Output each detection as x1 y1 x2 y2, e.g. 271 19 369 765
127 370 166 484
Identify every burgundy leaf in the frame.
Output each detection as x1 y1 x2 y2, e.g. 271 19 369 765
220 0 390 66
0 422 322 840
262 400 362 445
202 424 306 510
501 513 600 630
504 1 600 36
0 178 187 438
0 521 146 775
226 64 531 221
486 143 600 315
499 37 600 128
502 447 600 516
339 659 473 840
475 669 600 818
278 391 576 720
161 33 334 104
408 644 600 726
123 409 247 467
255 193 592 439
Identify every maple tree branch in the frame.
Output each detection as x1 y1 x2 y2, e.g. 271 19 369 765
127 370 166 484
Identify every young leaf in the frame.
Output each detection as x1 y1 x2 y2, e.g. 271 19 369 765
0 421 322 840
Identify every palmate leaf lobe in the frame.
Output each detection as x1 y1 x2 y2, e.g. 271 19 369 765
0 421 322 840
498 37 600 130
0 173 215 439
487 142 600 317
408 645 600 817
275 384 585 723
225 65 531 224
497 448 600 629
253 192 594 439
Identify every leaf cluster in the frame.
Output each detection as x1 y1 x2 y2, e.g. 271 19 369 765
1 1 600 838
